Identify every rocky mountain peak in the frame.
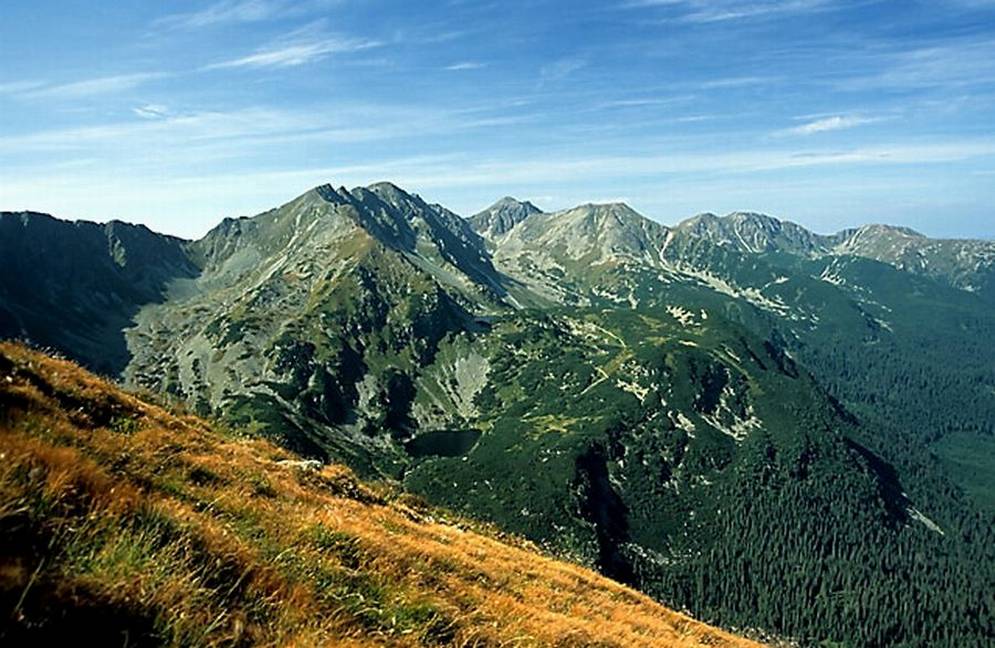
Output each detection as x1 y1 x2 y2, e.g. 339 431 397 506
363 180 422 206
725 211 781 228
843 223 926 240
312 183 354 205
469 196 543 240
674 210 826 256
495 195 536 208
581 201 643 218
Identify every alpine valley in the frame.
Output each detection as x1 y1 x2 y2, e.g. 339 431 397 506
2 183 994 647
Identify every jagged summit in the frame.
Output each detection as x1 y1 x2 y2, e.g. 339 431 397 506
469 196 543 239
308 181 428 216
366 179 408 192
362 180 425 206
194 181 492 272
496 195 534 207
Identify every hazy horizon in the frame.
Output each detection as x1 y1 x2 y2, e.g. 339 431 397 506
2 0 995 239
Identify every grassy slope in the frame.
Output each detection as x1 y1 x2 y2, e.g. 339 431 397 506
0 343 762 648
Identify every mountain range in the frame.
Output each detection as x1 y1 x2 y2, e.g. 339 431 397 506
2 183 993 646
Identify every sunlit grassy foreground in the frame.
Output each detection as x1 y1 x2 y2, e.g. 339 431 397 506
0 342 762 647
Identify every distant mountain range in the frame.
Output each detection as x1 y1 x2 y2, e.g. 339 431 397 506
2 183 993 646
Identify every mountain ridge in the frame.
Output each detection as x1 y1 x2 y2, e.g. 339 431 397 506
467 201 995 302
3 182 995 646
0 210 198 374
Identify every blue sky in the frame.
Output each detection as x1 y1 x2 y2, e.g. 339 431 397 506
2 0 995 239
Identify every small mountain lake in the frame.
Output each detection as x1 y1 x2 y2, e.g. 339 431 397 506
405 429 482 458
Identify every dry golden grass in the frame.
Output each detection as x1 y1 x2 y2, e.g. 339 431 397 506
0 342 764 647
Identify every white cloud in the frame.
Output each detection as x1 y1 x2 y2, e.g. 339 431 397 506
374 141 995 187
626 0 836 23
837 38 995 91
208 39 377 68
157 0 341 29
159 0 283 28
18 73 163 100
0 102 536 160
780 115 879 136
699 76 778 89
206 23 380 69
0 80 47 95
445 61 487 71
597 96 693 109
133 104 171 119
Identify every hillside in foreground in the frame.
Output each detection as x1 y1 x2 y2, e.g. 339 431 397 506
0 342 763 647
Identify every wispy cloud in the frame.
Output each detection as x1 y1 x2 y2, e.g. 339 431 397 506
156 0 340 29
596 95 694 109
836 38 995 92
779 114 880 136
0 107 366 155
207 38 377 68
445 61 487 71
110 139 992 197
0 80 47 95
159 0 279 28
133 104 171 120
206 23 380 69
699 76 778 89
419 29 476 45
0 102 540 160
389 140 995 187
17 73 163 100
539 58 587 84
626 0 836 23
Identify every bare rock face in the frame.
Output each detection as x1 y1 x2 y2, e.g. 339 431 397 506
468 196 543 240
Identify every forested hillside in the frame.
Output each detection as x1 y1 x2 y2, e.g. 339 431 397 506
0 342 762 647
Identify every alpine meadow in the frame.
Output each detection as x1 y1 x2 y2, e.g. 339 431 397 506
2 2 994 647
